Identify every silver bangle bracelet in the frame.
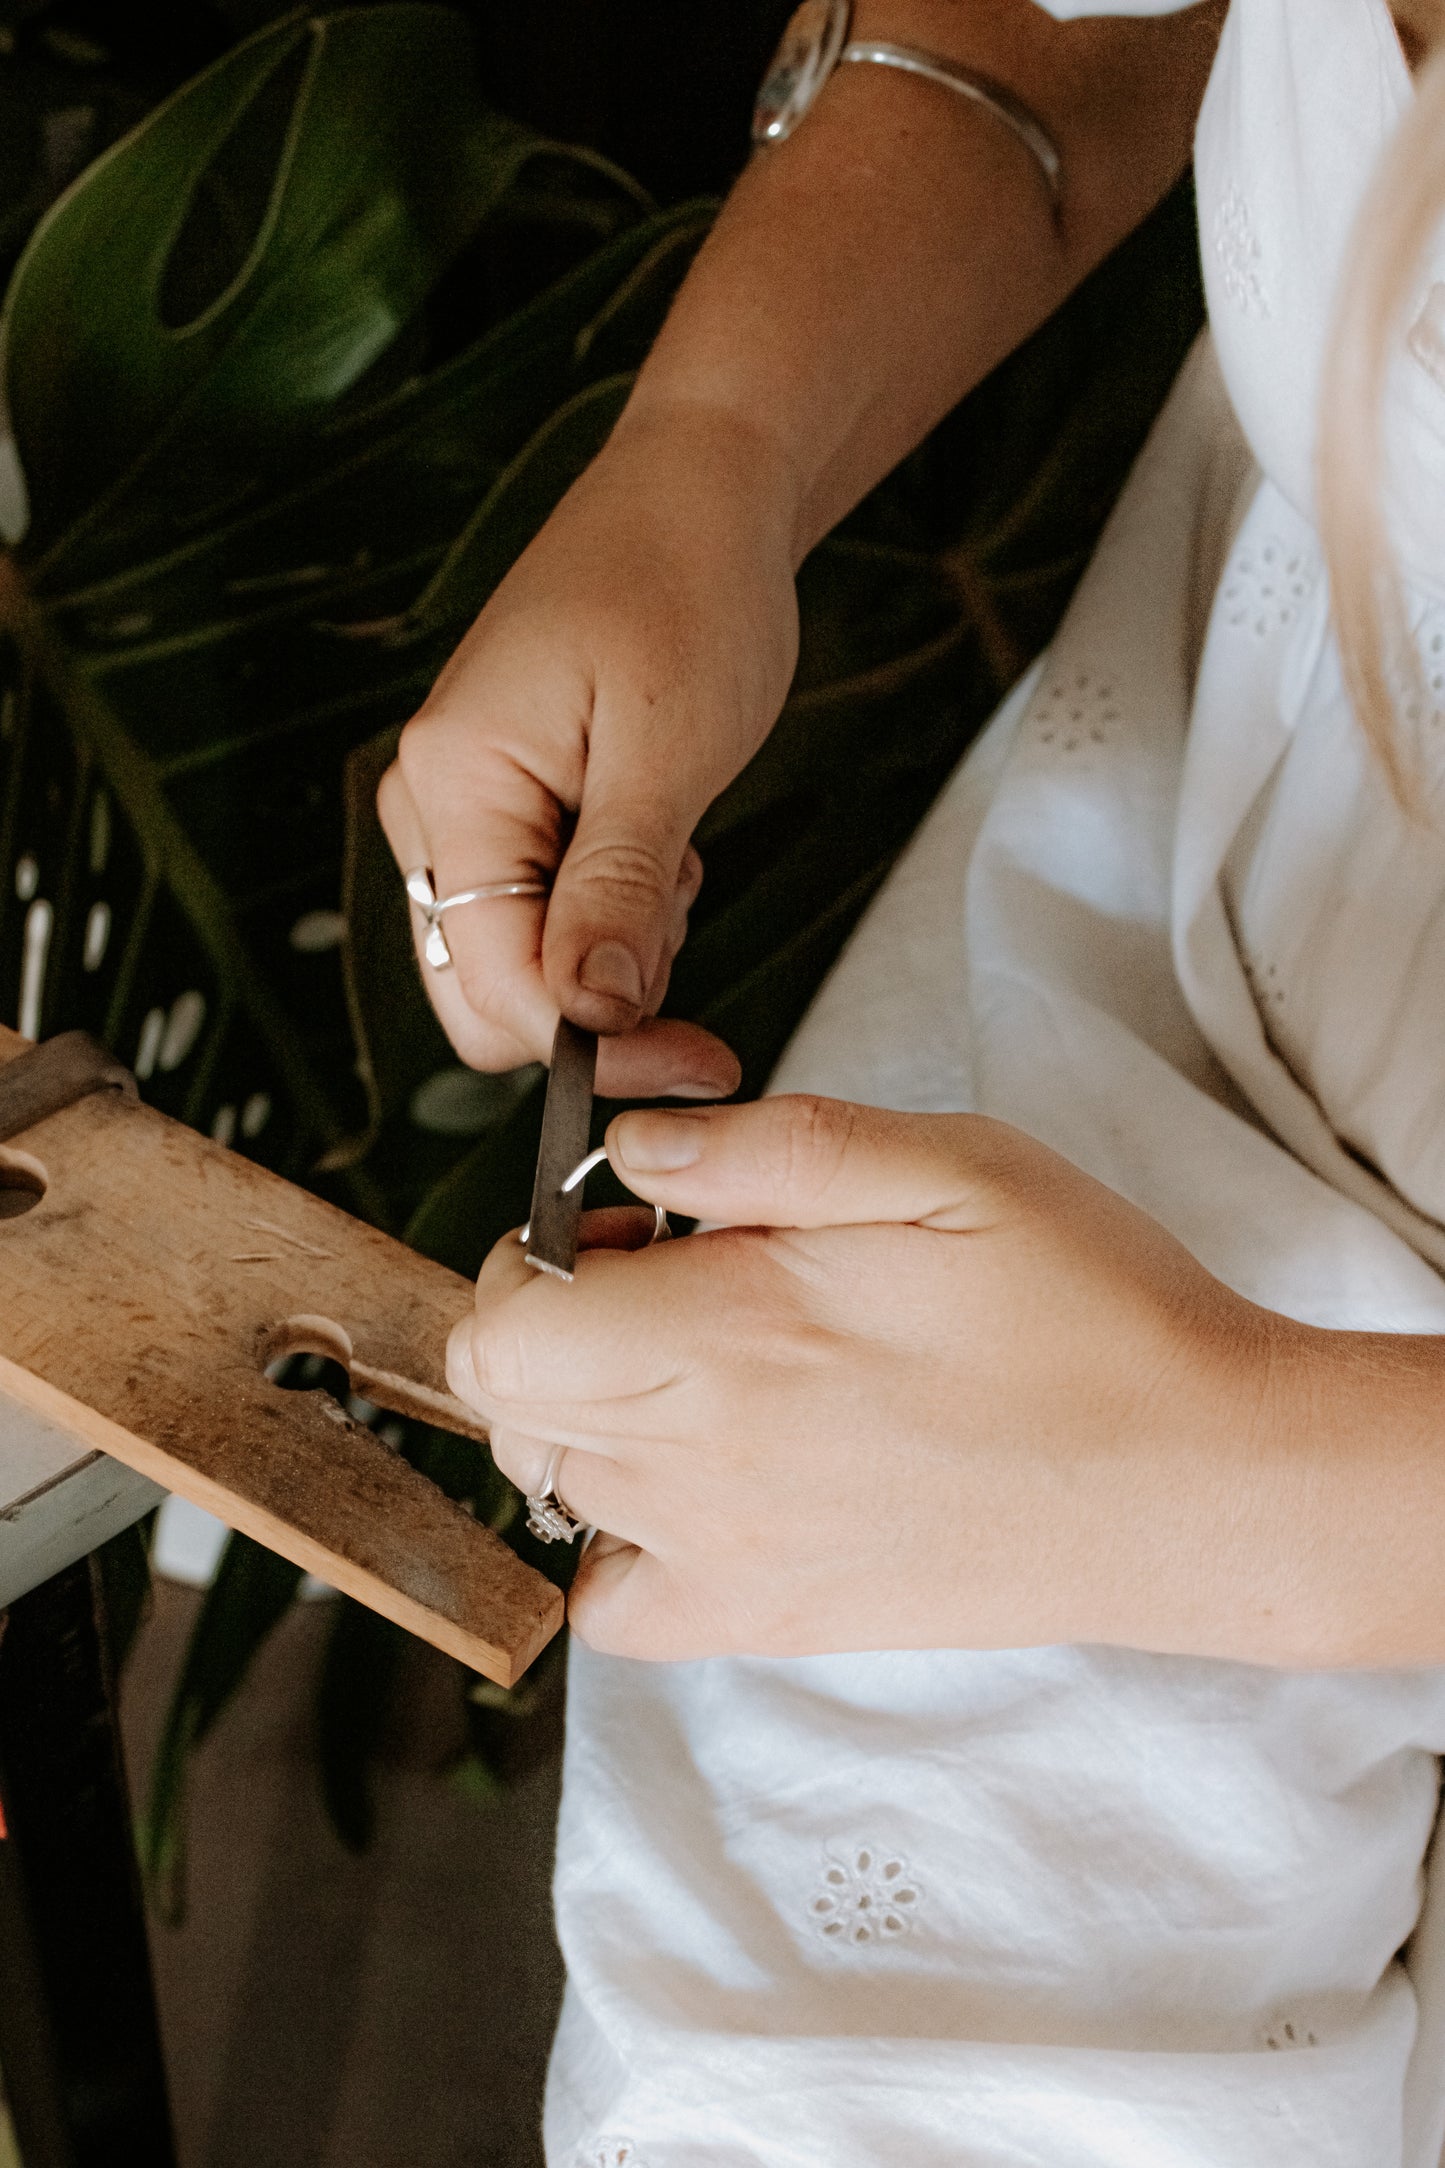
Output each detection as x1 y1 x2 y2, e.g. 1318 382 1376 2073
838 42 1061 205
753 0 1062 212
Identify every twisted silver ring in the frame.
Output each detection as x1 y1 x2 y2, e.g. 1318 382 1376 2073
519 1145 671 1253
405 866 548 969
525 1447 585 1546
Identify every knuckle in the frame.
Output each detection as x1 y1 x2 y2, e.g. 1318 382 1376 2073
567 1589 626 1656
396 701 505 802
677 845 704 907
448 959 537 1047
453 1017 529 1071
485 1426 537 1491
464 1313 533 1407
568 1545 653 1656
395 707 446 795
768 1094 859 1202
564 834 675 916
435 1004 494 1062
963 1113 1036 1202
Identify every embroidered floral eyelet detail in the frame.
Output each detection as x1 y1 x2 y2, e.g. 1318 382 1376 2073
1212 182 1269 319
1032 670 1122 751
1390 607 1445 742
1240 948 1286 1016
1260 2016 1319 2051
810 1844 921 1945
582 2141 649 2168
1221 536 1318 640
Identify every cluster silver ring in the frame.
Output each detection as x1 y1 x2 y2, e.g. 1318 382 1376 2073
525 1447 586 1546
404 866 548 969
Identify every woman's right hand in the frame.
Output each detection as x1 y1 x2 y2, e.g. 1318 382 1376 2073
376 404 802 1100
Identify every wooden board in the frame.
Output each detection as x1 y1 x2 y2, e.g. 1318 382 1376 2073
0 1026 561 1686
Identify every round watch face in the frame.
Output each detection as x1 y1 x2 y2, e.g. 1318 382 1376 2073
751 0 853 147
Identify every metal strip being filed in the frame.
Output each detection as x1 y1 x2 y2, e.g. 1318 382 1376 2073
524 1017 599 1281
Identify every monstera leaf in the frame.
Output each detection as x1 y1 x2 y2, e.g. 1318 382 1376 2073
0 0 1206 1883
0 5 703 1883
0 7 693 1197
8 6 648 577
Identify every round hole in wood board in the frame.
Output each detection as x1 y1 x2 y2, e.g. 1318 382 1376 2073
264 1350 354 1402
259 1312 354 1384
0 1146 48 1219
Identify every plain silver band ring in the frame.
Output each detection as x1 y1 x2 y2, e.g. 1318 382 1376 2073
404 866 549 969
525 1446 586 1546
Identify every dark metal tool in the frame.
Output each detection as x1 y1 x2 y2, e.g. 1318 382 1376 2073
524 1018 599 1281
0 1031 135 1145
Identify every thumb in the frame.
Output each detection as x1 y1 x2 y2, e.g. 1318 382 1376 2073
569 1539 737 1662
604 1095 1020 1232
542 777 697 1032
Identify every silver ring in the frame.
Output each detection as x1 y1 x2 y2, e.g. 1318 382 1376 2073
404 866 548 969
525 1447 586 1545
519 1146 670 1254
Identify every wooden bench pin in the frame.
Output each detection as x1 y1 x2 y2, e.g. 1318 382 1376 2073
0 1025 562 1686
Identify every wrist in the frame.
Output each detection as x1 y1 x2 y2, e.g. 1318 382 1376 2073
1172 1303 1337 1671
1140 1301 1445 1672
1253 1317 1445 1670
605 393 807 565
1043 1288 1331 1672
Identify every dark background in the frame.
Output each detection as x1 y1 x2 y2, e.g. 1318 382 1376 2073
7 0 795 203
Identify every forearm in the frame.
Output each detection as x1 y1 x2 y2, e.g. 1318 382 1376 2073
615 0 1224 562
1241 1320 1445 1669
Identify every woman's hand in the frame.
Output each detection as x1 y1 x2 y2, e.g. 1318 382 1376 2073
374 2 1221 1100
449 1095 1309 1666
376 406 800 1101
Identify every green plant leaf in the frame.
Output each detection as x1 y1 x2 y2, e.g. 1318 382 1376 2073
313 1413 520 1848
94 1510 156 1678
36 197 709 619
572 202 714 376
461 1630 566 1788
5 7 646 583
393 372 633 644
448 1750 504 1807
316 1597 408 1852
138 1532 304 1921
0 8 676 1223
0 25 706 1884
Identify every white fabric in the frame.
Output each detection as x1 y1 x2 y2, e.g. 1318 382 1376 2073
545 5 1445 2165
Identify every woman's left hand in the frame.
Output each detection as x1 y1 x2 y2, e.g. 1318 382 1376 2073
448 1096 1304 1664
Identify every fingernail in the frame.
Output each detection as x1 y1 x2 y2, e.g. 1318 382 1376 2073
670 1054 741 1101
578 942 644 1008
613 1110 710 1172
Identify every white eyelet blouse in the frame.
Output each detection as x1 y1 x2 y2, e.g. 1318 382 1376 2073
546 7 1445 2165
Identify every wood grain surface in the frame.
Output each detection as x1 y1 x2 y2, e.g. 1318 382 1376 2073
0 1026 561 1685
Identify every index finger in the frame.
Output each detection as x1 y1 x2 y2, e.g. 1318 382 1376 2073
376 753 546 1070
384 735 741 1095
449 1222 730 1425
397 726 562 1057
